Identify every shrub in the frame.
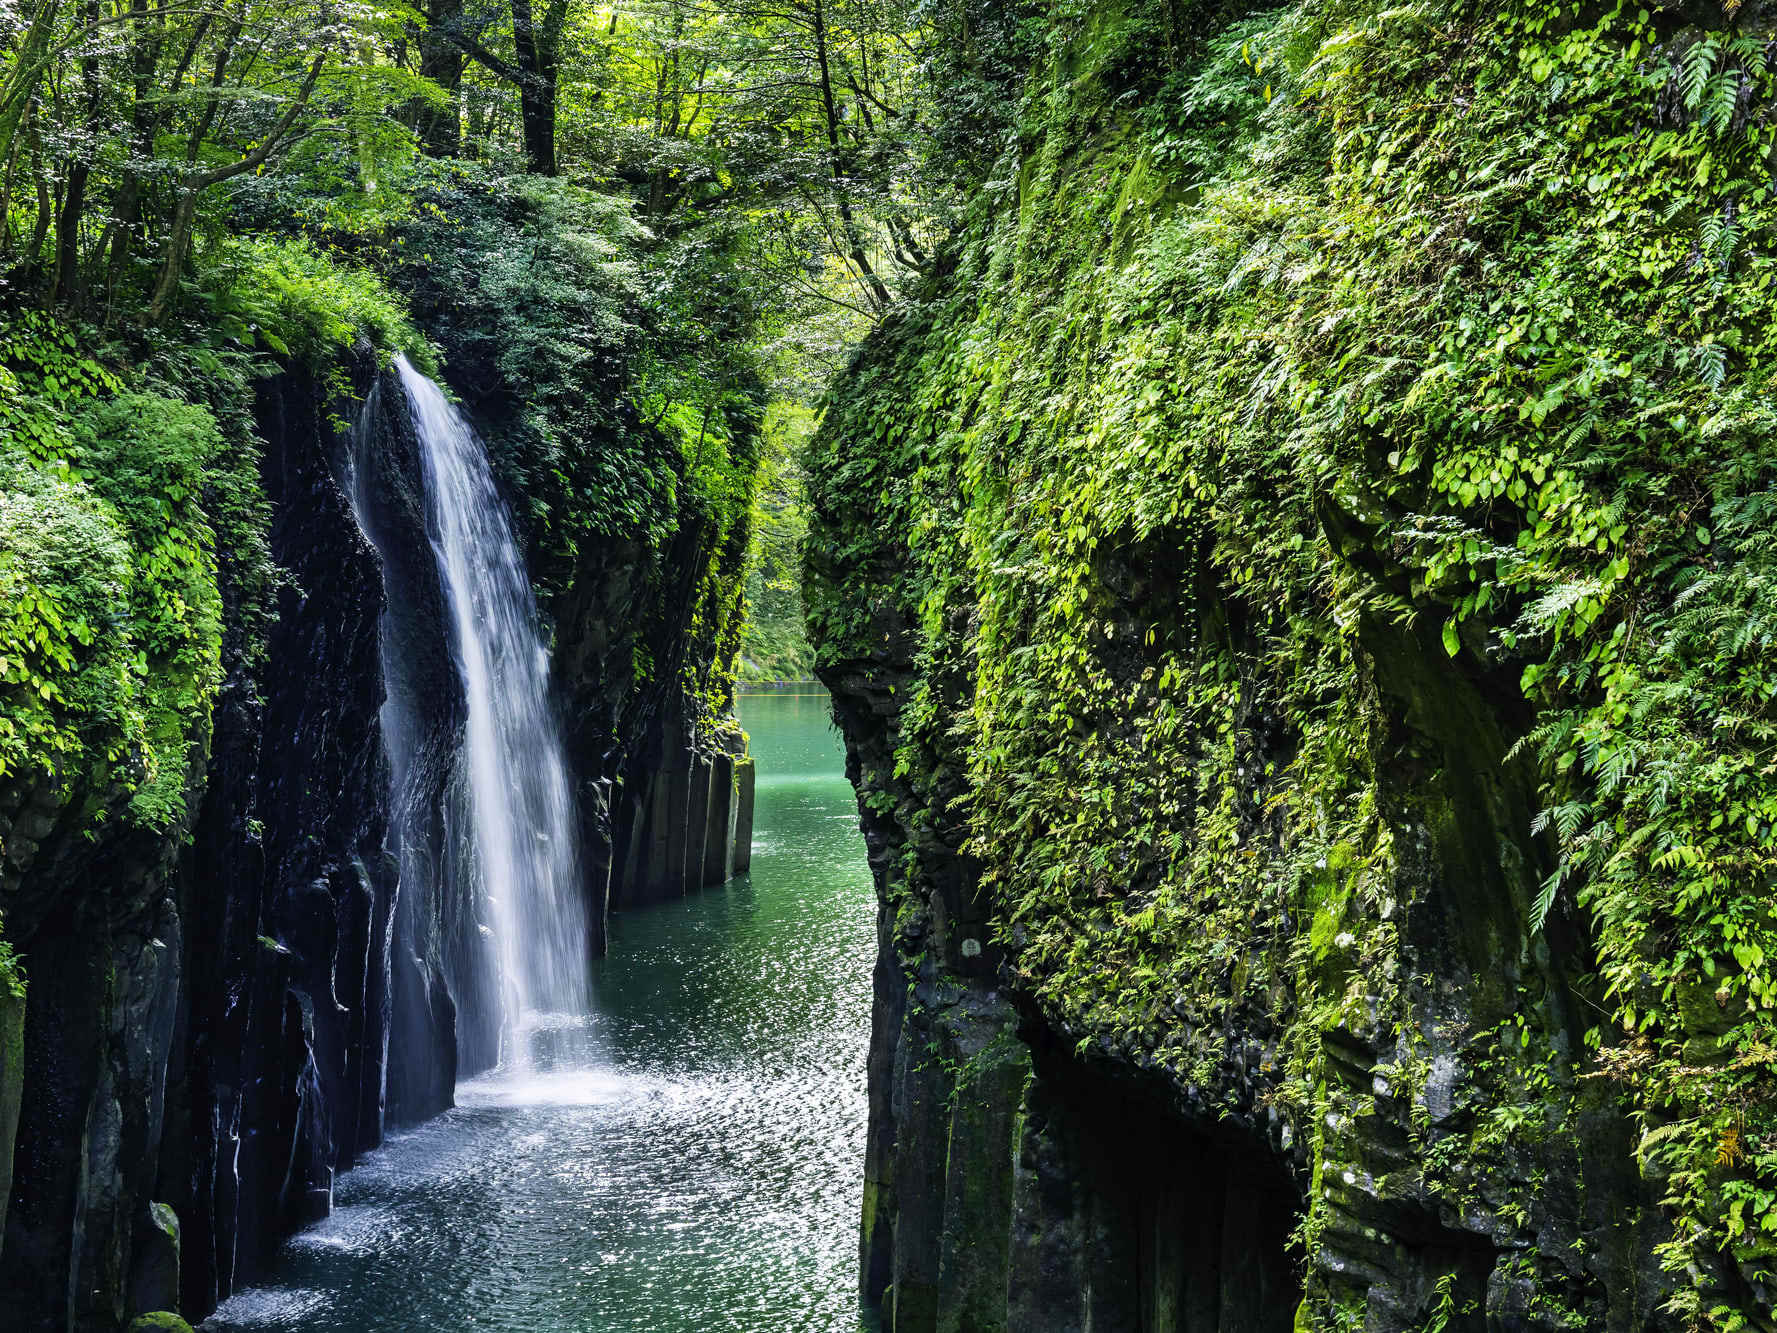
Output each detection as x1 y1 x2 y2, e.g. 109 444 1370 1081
199 234 437 373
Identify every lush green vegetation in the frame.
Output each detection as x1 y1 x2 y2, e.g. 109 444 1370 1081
738 403 815 681
2 0 1008 650
810 0 1777 1322
0 0 971 829
18 0 1777 1317
0 266 422 838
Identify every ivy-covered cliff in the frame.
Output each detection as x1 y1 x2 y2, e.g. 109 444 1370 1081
809 1 1777 1328
0 175 760 1328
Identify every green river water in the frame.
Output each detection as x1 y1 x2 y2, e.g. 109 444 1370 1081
204 690 876 1332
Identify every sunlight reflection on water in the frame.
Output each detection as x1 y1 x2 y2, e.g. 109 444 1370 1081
204 693 877 1333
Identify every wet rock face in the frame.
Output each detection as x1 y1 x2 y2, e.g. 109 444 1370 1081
0 361 471 1331
0 706 195 1331
345 376 482 1098
551 468 756 922
169 361 406 1315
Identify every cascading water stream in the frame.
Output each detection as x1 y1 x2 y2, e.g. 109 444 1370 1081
394 354 589 1063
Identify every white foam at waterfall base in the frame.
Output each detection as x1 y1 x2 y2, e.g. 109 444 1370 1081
395 355 591 1070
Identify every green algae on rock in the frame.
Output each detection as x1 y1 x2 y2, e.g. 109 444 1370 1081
125 1314 193 1333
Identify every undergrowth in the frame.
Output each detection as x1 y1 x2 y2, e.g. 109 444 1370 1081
1 240 428 836
809 0 1777 1321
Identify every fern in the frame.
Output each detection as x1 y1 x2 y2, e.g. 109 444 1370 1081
1695 340 1728 392
1682 34 1722 111
1700 70 1742 131
1530 866 1562 934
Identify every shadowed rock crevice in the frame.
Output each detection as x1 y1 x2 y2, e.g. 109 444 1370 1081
1010 1044 1302 1333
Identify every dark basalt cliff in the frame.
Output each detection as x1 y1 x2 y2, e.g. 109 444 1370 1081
0 349 755 1330
810 2 1777 1329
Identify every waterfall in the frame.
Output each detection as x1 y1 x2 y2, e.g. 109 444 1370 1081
392 354 590 1060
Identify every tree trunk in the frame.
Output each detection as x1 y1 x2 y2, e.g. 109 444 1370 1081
810 0 891 309
517 77 556 175
102 176 144 309
510 0 557 175
26 135 52 283
50 0 100 305
0 101 30 258
415 0 465 156
51 160 88 303
147 188 199 318
102 0 178 312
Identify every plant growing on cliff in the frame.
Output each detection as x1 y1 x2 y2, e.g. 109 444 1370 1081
0 914 23 1001
198 237 437 374
0 310 325 830
808 0 1777 1319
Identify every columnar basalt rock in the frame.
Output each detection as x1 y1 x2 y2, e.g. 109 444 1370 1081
606 737 756 909
167 360 399 1316
819 615 1313 1333
0 346 758 1330
0 691 201 1330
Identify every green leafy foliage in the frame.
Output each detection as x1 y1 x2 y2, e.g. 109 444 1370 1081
199 235 437 372
1 313 223 828
379 162 758 606
808 0 1777 1317
0 921 22 1001
738 403 815 681
3 221 429 830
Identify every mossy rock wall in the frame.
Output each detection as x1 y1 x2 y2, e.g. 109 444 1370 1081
0 320 760 1330
810 0 1777 1327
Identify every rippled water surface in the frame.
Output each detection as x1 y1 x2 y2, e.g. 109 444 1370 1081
205 691 876 1332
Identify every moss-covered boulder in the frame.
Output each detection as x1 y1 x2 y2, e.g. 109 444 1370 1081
126 1313 194 1333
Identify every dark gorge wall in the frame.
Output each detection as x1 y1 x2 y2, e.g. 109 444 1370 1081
823 617 1316 1333
170 361 401 1315
0 687 193 1330
550 431 759 916
811 1 1777 1329
820 590 1662 1331
0 349 756 1330
0 359 395 1329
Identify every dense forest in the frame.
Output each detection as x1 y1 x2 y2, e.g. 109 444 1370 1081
0 0 952 738
9 0 1777 1330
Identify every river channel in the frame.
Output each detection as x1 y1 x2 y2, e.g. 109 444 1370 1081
204 690 875 1332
